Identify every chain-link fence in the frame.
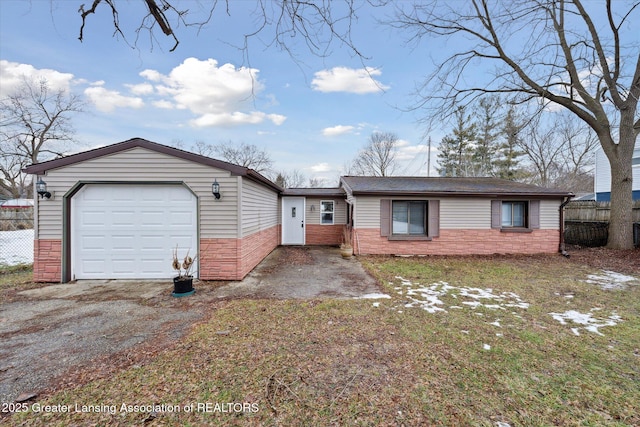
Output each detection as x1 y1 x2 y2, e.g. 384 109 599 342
0 208 34 269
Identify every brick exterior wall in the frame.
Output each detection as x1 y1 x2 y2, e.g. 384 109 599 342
200 225 279 280
306 224 343 246
199 238 240 281
33 239 62 282
239 225 279 278
354 228 560 255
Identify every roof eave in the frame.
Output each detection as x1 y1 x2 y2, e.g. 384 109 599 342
349 190 573 198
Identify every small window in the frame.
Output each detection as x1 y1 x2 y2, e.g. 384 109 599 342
321 200 334 224
501 201 527 228
392 201 427 235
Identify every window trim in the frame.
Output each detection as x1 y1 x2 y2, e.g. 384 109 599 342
320 200 334 225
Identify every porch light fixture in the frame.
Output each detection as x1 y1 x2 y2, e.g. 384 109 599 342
36 178 51 199
212 179 221 199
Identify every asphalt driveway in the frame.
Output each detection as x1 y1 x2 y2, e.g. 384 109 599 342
0 246 381 403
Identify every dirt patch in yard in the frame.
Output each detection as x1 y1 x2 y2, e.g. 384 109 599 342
565 245 640 275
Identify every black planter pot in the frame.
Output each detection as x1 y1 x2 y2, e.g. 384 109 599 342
172 276 195 297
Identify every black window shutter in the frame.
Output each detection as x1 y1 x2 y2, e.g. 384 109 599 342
491 200 502 229
428 200 440 237
380 199 391 236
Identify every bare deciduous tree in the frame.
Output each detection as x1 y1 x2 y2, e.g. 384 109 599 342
395 0 639 249
0 78 84 197
272 169 306 188
518 113 597 193
210 141 273 174
351 132 400 177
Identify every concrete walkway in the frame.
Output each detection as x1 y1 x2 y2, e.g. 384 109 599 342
209 246 381 299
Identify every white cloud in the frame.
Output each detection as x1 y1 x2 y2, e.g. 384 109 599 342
310 162 331 173
322 125 355 136
0 60 75 96
190 112 286 128
139 57 285 127
127 82 154 95
84 86 144 112
153 100 174 109
312 67 389 94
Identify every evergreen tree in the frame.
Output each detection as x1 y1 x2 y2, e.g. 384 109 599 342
437 107 477 177
495 107 526 180
472 97 501 176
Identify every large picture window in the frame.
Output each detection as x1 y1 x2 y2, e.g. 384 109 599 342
321 200 334 224
501 201 527 228
392 201 427 235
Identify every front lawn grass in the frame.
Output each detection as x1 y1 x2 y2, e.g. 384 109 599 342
11 255 640 426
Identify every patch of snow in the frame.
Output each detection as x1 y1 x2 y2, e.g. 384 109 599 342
549 309 622 336
391 278 530 319
372 302 380 308
358 293 391 299
483 344 491 350
584 270 638 290
495 422 511 427
0 229 33 266
489 320 502 327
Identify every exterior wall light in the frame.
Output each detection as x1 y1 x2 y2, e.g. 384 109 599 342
36 178 51 199
212 179 221 199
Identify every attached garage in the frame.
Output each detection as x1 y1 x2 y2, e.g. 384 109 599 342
71 184 197 280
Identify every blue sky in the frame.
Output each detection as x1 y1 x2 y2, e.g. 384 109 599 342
1 1 448 185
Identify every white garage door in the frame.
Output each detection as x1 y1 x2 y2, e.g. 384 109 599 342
71 184 197 280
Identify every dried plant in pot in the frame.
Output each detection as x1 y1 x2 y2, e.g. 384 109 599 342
340 225 353 258
172 246 197 296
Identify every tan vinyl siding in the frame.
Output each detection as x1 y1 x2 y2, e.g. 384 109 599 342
305 197 347 225
439 198 490 229
540 199 561 229
35 147 239 239
241 178 278 236
353 196 384 228
354 196 560 230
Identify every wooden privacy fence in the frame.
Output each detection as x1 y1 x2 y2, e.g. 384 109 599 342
564 200 640 247
564 200 640 222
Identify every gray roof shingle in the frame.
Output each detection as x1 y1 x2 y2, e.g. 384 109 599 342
340 176 572 197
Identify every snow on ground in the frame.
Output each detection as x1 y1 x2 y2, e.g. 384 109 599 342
0 229 33 266
358 293 392 299
548 309 622 336
390 277 530 315
583 270 639 290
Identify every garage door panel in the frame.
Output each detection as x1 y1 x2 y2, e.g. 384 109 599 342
82 211 107 226
72 184 197 280
169 211 195 225
111 211 137 226
111 259 136 275
111 235 136 250
80 260 106 275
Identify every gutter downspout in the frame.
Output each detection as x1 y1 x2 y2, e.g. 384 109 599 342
559 195 574 257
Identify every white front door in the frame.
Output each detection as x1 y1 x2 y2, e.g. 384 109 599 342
71 184 198 280
281 197 305 245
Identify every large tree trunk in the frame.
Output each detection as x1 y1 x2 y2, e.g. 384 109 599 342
605 124 636 249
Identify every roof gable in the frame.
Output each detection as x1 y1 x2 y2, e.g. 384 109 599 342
23 138 282 192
